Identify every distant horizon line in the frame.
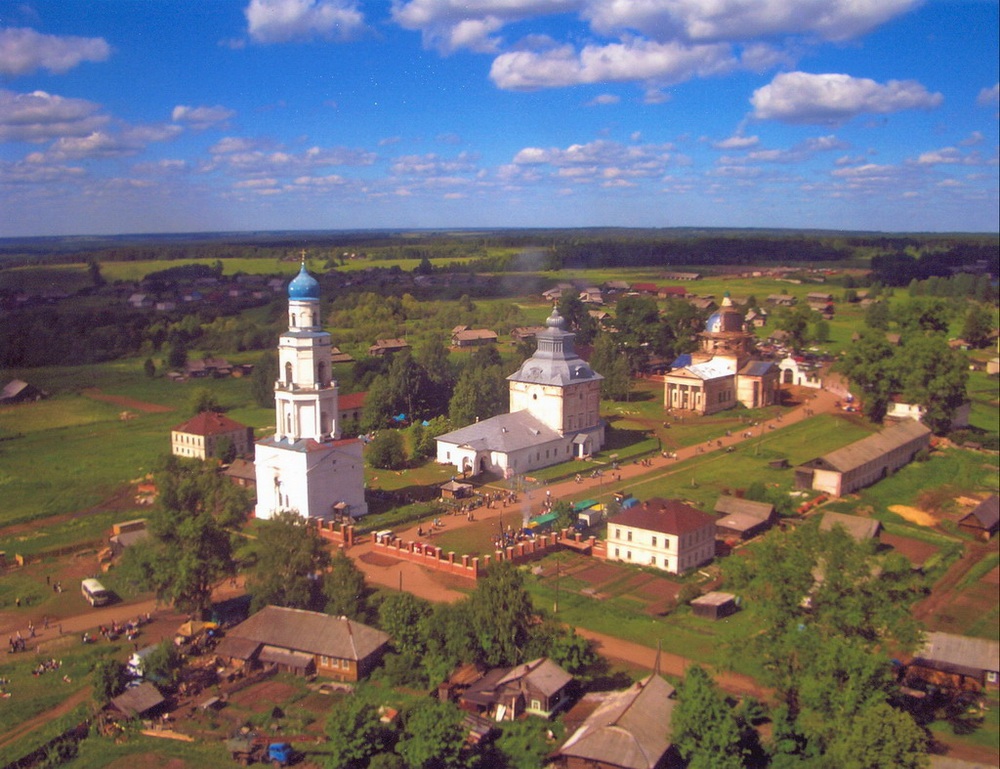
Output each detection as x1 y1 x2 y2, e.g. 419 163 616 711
2 224 997 248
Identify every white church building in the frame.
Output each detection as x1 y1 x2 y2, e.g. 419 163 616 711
436 307 604 477
254 263 368 521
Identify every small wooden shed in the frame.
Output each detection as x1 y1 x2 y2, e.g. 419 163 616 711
690 591 739 620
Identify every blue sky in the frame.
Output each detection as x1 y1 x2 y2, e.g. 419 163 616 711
0 0 997 236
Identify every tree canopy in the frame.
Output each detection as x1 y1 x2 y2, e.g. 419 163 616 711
246 511 331 613
723 522 924 763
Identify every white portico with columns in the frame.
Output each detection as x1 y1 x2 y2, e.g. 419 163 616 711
254 262 368 521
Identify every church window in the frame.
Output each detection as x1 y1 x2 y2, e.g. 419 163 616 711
291 313 296 327
285 362 293 385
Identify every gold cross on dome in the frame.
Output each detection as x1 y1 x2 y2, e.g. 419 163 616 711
300 248 307 264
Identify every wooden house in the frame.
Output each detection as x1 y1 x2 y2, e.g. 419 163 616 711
458 658 573 720
908 632 1000 690
714 496 776 540
553 674 680 769
214 605 389 682
958 495 999 540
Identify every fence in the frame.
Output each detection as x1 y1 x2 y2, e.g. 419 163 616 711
370 528 604 582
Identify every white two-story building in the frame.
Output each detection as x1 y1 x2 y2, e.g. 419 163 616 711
606 498 716 574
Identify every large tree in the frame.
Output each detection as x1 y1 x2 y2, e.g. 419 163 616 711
323 693 395 769
246 511 331 613
839 329 898 422
121 458 235 617
448 363 507 427
468 560 534 668
588 332 631 400
395 699 470 769
895 334 968 434
723 523 923 762
671 665 746 769
325 549 369 621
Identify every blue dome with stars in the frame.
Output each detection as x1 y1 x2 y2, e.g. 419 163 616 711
288 263 320 300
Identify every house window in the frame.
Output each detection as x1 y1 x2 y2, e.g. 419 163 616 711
531 699 542 711
627 551 632 560
651 556 656 566
615 528 621 539
651 536 657 547
627 531 632 542
614 548 619 558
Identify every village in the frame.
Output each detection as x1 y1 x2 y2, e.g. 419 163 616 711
1 243 998 769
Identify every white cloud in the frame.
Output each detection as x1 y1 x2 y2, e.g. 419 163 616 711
586 93 621 106
751 72 942 124
0 89 107 142
0 27 110 76
172 104 236 130
583 0 920 43
713 134 759 150
511 138 675 186
45 131 140 161
390 152 479 176
392 0 581 53
205 141 376 177
210 136 265 154
959 131 983 147
0 157 85 186
491 39 734 90
245 0 366 43
977 83 1000 107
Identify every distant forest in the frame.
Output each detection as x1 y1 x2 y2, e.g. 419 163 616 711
0 228 997 285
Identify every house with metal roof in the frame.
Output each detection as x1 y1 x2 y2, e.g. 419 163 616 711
795 420 931 497
607 498 715 574
108 681 166 719
714 495 777 540
552 674 680 769
908 631 1000 690
436 307 604 477
819 511 882 542
214 605 390 682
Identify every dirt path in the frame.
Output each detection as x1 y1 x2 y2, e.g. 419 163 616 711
0 685 92 754
912 541 992 625
575 628 771 699
80 388 174 413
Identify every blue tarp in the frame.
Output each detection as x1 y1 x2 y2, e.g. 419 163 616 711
622 497 640 509
392 413 406 422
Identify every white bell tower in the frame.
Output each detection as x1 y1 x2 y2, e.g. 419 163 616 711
254 256 368 521
274 257 340 442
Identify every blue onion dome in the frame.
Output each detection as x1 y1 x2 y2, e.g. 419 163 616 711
705 311 724 333
288 263 320 300
546 307 566 329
